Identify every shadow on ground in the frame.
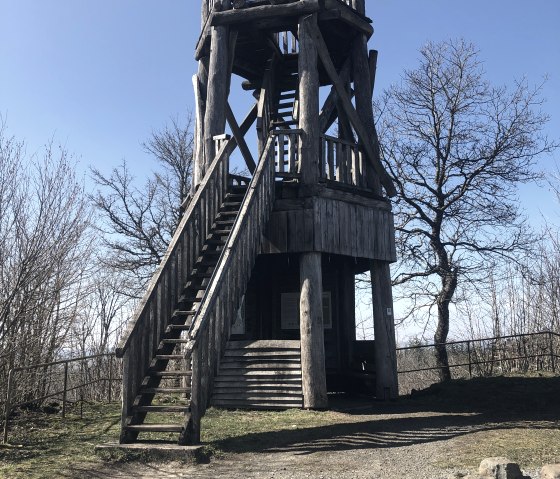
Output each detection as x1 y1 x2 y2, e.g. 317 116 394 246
212 375 560 455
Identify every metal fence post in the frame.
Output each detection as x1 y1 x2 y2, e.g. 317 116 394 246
62 362 69 418
3 369 14 444
108 355 113 403
467 341 472 378
550 331 556 373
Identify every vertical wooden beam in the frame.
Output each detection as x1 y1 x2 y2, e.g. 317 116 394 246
203 0 231 173
352 23 381 194
370 260 398 400
298 13 320 186
193 2 211 188
299 252 328 409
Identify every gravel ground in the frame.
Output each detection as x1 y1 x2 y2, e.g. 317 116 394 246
74 409 552 479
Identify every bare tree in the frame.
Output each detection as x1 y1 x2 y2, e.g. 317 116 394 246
91 116 194 290
377 39 556 380
0 121 93 398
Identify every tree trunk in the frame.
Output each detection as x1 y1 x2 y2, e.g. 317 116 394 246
434 269 458 382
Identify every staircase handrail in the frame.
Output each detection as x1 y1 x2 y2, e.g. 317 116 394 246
183 133 279 442
116 141 231 358
187 134 276 344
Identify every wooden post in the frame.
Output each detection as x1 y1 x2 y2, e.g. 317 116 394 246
298 13 320 186
351 8 381 194
203 0 231 173
194 1 211 188
299 252 328 409
371 260 398 400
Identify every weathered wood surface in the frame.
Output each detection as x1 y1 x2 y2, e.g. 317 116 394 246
352 23 380 193
117 139 232 434
204 1 232 173
298 14 320 186
371 260 398 400
212 0 320 26
226 103 256 173
184 134 277 442
320 135 365 188
274 130 300 176
299 252 328 408
308 21 396 197
261 196 396 261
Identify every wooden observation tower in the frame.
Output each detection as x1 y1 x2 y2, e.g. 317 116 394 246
116 0 398 445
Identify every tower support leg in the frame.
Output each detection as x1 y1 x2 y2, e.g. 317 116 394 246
299 252 328 409
371 260 398 400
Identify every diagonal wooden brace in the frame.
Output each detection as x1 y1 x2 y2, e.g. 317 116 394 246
309 22 396 197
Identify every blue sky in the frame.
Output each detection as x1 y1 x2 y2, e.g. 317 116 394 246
1 0 559 220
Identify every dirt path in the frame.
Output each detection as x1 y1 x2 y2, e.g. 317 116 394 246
70 408 553 479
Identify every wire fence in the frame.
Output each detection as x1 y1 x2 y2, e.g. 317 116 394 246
397 331 560 395
2 353 122 444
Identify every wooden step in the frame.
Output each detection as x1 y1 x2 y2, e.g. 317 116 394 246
155 354 184 361
217 210 238 218
125 424 184 433
224 349 300 357
219 361 301 369
211 399 302 409
141 387 190 394
133 405 189 413
213 386 302 395
166 324 192 331
215 219 235 226
220 202 242 209
228 340 301 349
161 338 190 344
211 229 233 236
150 370 191 378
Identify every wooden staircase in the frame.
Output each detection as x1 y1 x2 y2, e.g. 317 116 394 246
121 186 247 443
212 340 303 409
271 59 299 131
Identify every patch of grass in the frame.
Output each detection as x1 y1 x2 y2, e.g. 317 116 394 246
201 407 349 455
435 428 560 469
0 402 121 479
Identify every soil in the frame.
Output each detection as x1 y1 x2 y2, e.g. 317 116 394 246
64 376 560 479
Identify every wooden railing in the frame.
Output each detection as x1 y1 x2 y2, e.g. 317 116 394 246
116 141 231 427
3 353 121 444
184 134 277 443
274 129 300 177
320 135 367 188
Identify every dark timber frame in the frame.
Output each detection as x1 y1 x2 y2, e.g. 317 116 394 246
116 0 399 445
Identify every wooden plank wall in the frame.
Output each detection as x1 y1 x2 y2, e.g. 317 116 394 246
261 196 396 262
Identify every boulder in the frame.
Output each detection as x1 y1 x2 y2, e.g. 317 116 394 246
478 457 525 479
541 464 560 479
